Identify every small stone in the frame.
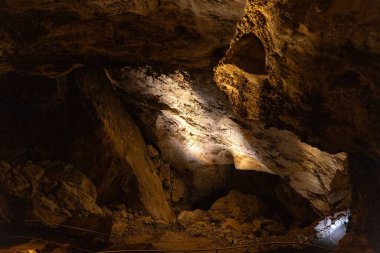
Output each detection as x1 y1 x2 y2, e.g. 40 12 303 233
210 190 264 222
23 162 45 181
146 145 159 158
222 218 242 231
111 222 127 235
178 209 210 228
142 216 153 225
252 219 262 233
113 208 128 220
186 222 210 237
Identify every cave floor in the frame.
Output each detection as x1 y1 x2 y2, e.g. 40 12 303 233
0 222 335 253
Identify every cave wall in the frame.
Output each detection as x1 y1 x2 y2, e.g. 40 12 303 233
0 0 378 250
0 0 246 75
107 66 350 217
216 0 380 157
69 69 174 223
214 0 380 250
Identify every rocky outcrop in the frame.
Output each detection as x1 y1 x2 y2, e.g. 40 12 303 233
107 67 350 216
214 0 380 250
215 0 380 248
0 0 245 75
1 0 378 250
215 0 380 158
0 160 102 225
72 69 174 223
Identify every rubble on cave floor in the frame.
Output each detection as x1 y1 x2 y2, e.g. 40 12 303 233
0 159 348 253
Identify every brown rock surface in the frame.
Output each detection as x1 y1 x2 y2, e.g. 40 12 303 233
1 0 379 250
108 67 349 215
210 190 264 222
73 69 174 223
214 0 380 249
215 0 380 158
0 0 245 75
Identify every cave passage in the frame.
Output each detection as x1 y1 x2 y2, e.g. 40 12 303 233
0 0 378 252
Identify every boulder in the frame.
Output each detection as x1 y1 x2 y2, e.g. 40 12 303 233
146 145 159 159
44 164 103 215
0 162 30 198
23 161 45 182
111 222 127 236
32 195 69 225
56 181 103 215
186 222 212 237
221 218 242 231
178 209 210 229
210 190 264 222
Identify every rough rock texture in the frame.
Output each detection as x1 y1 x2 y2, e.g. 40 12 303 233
215 0 380 157
0 68 174 223
72 69 174 223
214 0 380 250
108 67 350 216
210 190 264 222
0 0 378 251
0 0 245 75
0 160 102 225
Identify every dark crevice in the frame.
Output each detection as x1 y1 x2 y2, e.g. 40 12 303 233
225 33 267 75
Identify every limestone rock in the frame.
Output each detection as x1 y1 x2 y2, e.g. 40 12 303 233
111 222 127 236
23 161 45 182
186 222 212 237
146 145 160 159
110 67 349 215
0 161 30 198
0 0 246 75
56 181 102 215
32 195 68 225
171 177 186 203
215 0 380 158
251 219 263 233
159 164 171 188
177 209 210 229
221 218 242 231
211 190 264 222
74 69 174 223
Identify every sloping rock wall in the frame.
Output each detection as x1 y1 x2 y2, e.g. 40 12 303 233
71 69 174 223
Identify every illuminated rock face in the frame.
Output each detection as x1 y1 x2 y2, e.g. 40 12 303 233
215 0 380 158
1 0 378 249
214 0 380 250
108 67 349 215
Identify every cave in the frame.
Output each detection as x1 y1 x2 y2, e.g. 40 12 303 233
0 1 379 253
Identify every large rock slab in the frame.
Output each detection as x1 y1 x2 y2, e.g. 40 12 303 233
0 0 245 75
107 67 349 215
72 69 174 223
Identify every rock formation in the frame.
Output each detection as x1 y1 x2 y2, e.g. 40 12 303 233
0 0 379 252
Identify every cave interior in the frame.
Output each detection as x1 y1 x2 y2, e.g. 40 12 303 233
0 0 379 252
